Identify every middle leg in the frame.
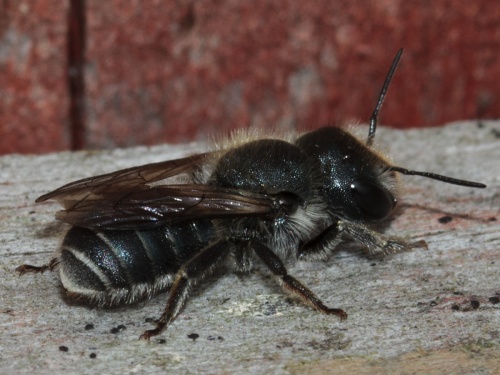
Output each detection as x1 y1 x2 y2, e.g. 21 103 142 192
251 241 347 320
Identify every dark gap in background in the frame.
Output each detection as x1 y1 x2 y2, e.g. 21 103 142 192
67 0 86 150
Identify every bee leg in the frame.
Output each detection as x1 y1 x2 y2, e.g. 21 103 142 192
298 222 343 261
16 257 59 274
341 220 428 255
251 241 347 320
300 220 427 258
139 240 232 341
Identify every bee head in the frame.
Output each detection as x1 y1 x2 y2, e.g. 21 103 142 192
296 127 398 222
296 49 485 223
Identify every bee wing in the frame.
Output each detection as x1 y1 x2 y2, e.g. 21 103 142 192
54 184 278 230
36 152 213 208
37 151 281 230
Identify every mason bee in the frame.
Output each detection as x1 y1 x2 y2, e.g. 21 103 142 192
17 49 486 340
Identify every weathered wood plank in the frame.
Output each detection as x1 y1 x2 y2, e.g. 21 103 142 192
1 121 498 374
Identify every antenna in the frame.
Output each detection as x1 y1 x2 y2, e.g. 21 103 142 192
389 166 486 188
367 48 404 146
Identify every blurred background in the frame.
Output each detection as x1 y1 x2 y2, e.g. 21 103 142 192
0 0 499 155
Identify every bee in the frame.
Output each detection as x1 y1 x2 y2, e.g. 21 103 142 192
17 49 486 340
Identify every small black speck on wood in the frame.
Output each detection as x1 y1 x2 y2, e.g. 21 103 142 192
438 216 453 224
187 333 199 341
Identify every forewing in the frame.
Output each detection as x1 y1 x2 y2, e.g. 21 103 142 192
36 152 212 208
54 184 278 230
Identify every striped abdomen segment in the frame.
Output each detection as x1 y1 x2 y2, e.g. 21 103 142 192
58 221 215 306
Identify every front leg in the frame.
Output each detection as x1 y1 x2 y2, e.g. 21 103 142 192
140 240 233 341
341 220 427 255
300 220 427 259
251 241 347 320
299 221 343 261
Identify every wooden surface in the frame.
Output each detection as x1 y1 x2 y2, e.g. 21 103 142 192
0 121 499 374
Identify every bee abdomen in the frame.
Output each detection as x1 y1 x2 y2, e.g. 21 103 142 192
58 223 213 307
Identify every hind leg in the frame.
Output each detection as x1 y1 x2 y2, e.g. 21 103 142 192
16 257 59 274
140 240 232 341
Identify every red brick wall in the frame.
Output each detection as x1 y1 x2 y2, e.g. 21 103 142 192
1 0 499 154
0 0 69 154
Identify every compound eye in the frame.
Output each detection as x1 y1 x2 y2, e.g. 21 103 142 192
351 179 396 220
